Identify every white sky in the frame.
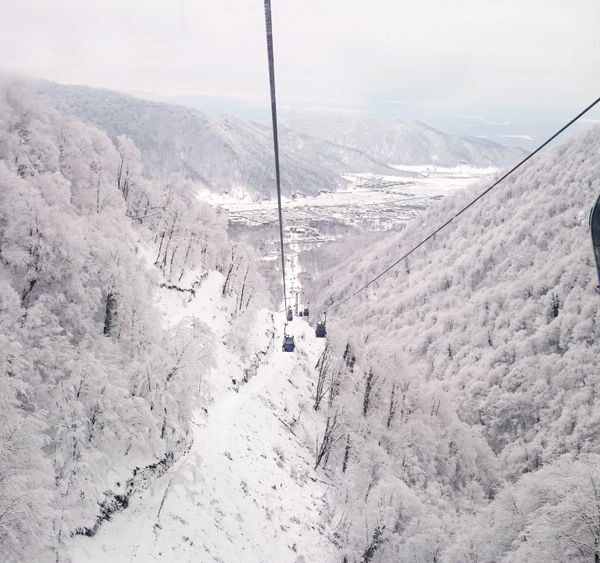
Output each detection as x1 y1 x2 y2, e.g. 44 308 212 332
1 0 599 142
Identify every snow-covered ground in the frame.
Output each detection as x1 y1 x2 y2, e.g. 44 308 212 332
199 165 497 232
67 276 337 562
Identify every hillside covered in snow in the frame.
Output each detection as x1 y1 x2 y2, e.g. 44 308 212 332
302 126 600 561
0 80 275 561
35 81 526 199
34 82 397 197
4 73 599 563
288 114 528 169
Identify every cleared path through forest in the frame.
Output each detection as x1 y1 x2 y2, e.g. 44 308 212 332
68 315 337 563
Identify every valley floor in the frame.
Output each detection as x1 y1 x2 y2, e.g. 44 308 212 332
201 165 496 232
67 315 338 563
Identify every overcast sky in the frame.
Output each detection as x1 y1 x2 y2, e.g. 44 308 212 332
1 0 599 144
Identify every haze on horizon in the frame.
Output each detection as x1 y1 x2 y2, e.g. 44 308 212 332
1 0 599 147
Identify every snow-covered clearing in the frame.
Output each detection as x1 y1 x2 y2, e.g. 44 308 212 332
67 279 337 563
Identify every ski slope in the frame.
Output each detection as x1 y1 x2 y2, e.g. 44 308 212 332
67 314 337 563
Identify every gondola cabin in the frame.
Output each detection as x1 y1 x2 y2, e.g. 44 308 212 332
591 193 600 289
303 306 309 317
282 335 295 352
287 308 293 321
315 322 327 338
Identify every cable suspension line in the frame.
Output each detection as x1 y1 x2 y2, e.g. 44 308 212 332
264 0 288 313
323 95 600 315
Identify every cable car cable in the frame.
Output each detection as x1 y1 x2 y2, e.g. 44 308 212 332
264 0 288 314
323 95 600 315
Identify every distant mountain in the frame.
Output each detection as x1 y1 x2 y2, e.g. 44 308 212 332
34 82 400 197
287 115 528 168
35 82 527 198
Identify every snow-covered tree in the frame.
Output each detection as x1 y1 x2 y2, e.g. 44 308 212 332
303 125 600 560
0 79 267 560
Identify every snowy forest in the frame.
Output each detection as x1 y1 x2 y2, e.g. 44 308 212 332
302 126 600 561
0 80 269 561
3 0 600 561
1 65 600 563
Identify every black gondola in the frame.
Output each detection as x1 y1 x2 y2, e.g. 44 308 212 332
591 193 600 290
287 308 293 321
315 321 327 338
303 306 309 317
282 334 295 352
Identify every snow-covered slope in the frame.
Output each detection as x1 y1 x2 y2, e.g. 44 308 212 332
302 127 600 561
35 82 402 197
35 82 525 199
1 79 348 563
67 308 339 563
288 115 528 168
7 74 592 563
0 80 273 562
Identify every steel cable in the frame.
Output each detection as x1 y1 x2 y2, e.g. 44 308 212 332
264 0 288 314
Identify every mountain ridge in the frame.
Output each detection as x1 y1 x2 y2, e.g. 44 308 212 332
35 80 527 197
287 113 528 168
